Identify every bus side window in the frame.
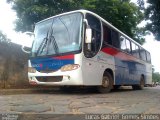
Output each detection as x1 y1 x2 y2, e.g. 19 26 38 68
125 39 131 54
102 24 112 47
120 36 126 51
140 48 147 61
120 36 131 54
131 42 140 58
135 45 140 58
84 14 101 58
146 51 151 63
112 30 120 48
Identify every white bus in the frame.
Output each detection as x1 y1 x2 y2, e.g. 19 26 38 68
24 10 152 92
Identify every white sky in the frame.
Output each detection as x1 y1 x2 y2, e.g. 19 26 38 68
0 0 32 47
0 0 160 72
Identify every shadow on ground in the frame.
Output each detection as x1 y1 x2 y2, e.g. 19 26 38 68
27 86 135 94
0 86 140 95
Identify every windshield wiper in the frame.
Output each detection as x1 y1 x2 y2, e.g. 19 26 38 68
36 19 59 56
47 34 59 54
36 26 50 56
36 37 48 56
47 25 59 54
36 16 71 56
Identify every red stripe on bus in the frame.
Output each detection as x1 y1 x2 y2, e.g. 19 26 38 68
53 54 74 60
101 47 137 62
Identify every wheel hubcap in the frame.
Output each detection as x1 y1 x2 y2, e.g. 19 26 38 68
140 80 144 88
102 76 109 88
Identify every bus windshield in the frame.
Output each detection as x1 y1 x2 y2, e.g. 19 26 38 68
31 12 82 57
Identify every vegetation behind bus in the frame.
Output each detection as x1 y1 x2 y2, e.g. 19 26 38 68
152 72 160 83
152 67 160 83
7 0 145 44
138 0 160 41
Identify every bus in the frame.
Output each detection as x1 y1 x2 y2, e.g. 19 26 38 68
24 10 152 93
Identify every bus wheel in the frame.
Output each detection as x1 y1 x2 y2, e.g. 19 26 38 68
98 72 113 93
139 76 145 90
132 76 145 90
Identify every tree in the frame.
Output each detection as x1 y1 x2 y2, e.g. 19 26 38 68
152 72 160 83
7 0 84 32
144 0 160 41
152 66 160 83
7 0 145 44
0 31 10 43
83 0 145 44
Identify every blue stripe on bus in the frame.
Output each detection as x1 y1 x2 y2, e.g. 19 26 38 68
30 57 74 71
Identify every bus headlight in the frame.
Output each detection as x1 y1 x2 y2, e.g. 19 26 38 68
28 67 36 73
61 64 80 72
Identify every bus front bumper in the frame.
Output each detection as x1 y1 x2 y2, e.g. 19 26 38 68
28 70 83 86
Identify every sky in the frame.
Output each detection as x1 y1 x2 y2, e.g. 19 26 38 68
0 0 32 47
0 0 160 73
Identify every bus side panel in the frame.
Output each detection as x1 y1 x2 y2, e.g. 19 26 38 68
128 61 143 84
145 63 152 85
114 58 127 85
81 52 115 85
101 47 148 86
114 55 146 85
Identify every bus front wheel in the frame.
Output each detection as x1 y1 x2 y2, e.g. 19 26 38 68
98 72 113 93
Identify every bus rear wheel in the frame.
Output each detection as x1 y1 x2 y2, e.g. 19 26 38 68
132 76 145 90
98 72 113 93
139 77 145 89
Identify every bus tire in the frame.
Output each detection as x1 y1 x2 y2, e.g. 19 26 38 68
98 72 113 93
132 76 145 90
138 76 145 90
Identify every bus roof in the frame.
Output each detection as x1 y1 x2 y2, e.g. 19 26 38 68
36 9 148 52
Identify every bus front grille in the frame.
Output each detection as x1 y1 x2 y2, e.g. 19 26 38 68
36 76 63 82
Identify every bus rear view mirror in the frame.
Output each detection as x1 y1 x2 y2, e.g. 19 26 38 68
85 27 92 44
21 32 34 54
22 46 31 54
